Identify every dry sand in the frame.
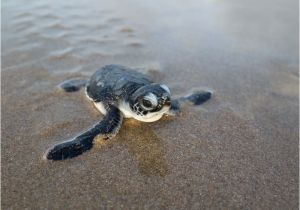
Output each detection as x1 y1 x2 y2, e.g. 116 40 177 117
2 0 299 209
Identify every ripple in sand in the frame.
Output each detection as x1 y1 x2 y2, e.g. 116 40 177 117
13 12 33 18
12 42 42 52
105 17 124 23
38 14 61 20
49 47 74 58
123 40 143 47
72 34 116 43
12 16 35 25
52 66 83 75
47 53 82 62
43 54 85 74
42 31 69 39
13 22 35 32
120 27 134 33
43 22 69 30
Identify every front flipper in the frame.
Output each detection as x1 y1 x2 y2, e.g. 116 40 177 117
58 79 88 92
44 106 123 161
166 90 212 116
184 90 212 105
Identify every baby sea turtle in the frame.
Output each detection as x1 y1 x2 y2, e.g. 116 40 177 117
44 65 211 160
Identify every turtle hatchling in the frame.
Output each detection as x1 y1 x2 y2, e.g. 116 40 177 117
44 64 212 160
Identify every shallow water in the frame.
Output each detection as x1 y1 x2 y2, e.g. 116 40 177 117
2 0 299 209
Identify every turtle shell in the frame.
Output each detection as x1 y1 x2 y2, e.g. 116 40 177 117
86 65 152 103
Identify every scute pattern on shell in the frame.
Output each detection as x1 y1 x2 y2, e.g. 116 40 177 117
86 65 152 104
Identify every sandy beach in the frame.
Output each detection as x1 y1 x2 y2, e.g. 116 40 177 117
2 0 299 209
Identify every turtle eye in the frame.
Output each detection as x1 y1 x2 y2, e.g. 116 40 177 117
142 99 153 108
141 93 158 110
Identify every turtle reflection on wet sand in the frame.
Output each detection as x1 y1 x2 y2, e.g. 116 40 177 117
44 65 212 160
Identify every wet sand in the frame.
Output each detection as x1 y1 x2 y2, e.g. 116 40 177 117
2 0 299 209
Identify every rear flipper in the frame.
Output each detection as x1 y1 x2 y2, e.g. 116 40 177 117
58 79 88 92
44 106 123 160
167 90 212 116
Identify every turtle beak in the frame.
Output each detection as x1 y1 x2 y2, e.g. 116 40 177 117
161 93 171 107
165 101 171 106
164 97 171 106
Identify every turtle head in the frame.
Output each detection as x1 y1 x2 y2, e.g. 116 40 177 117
129 84 171 122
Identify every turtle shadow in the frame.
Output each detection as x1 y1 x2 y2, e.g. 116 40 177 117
116 120 169 177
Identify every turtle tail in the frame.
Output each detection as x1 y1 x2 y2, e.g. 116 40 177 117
44 106 123 160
